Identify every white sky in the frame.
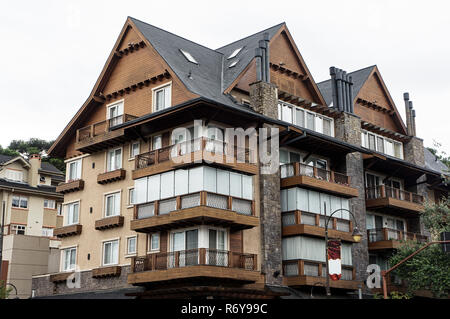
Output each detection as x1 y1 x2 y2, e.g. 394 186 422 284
1 0 449 154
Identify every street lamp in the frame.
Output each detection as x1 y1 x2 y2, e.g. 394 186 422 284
323 205 363 297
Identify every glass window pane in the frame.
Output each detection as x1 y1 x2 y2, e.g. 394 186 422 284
147 175 161 202
282 105 292 123
160 171 174 199
287 188 297 211
297 188 309 212
368 134 376 151
175 169 189 196
153 136 162 150
306 113 315 130
189 167 203 193
203 166 217 193
281 189 288 212
186 230 198 250
280 150 289 164
242 175 253 200
216 169 230 196
308 190 320 214
295 109 305 127
323 119 331 136
377 137 384 153
290 152 301 163
151 233 160 251
229 173 242 198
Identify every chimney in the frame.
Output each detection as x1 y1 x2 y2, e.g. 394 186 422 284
29 154 41 187
329 67 354 113
403 93 412 136
255 34 271 84
412 108 417 136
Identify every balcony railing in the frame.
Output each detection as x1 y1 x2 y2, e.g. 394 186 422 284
281 163 350 186
135 191 254 220
76 114 138 143
282 211 352 233
130 249 257 273
283 259 355 281
135 137 255 170
367 228 428 243
366 186 424 205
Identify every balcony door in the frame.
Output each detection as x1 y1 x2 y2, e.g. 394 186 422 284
171 229 198 267
207 229 228 266
366 173 381 199
107 101 124 127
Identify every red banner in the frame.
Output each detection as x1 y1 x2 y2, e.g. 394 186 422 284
327 240 342 281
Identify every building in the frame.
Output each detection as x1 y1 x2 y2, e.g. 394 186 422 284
0 154 64 298
31 17 449 299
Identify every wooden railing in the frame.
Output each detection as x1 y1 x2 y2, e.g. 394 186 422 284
280 163 350 186
282 210 353 233
282 259 355 281
365 186 424 205
135 137 255 170
76 114 138 143
130 249 257 273
367 228 428 243
134 191 255 220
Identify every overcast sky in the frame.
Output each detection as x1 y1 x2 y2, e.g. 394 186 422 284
1 0 449 155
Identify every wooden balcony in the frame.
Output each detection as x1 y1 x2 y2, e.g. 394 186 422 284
92 266 122 278
133 137 258 179
365 186 424 215
97 169 126 185
54 224 82 238
128 248 261 286
56 179 84 194
50 272 74 283
75 114 138 153
282 211 357 242
280 163 358 198
95 215 124 231
131 191 258 233
367 228 428 251
283 260 359 290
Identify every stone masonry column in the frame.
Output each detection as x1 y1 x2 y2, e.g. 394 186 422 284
334 112 369 285
250 81 283 286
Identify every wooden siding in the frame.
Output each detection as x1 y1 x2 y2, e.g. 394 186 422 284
95 215 125 230
56 179 84 194
97 169 126 184
54 224 82 238
281 175 359 198
92 266 122 278
283 224 357 243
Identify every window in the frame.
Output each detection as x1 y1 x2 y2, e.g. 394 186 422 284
149 233 160 252
105 192 121 217
228 59 239 68
377 136 385 153
127 237 137 255
107 101 124 127
368 133 376 151
11 225 26 235
103 240 119 266
361 130 404 159
65 202 79 226
153 84 172 111
130 142 140 159
40 176 46 183
42 227 54 237
12 196 28 209
323 118 332 136
228 47 243 59
6 169 23 182
152 135 162 150
129 188 135 206
295 109 305 127
394 142 403 159
63 247 77 271
107 148 122 172
67 159 81 181
282 105 293 124
306 112 315 130
180 49 198 64
57 203 63 216
279 149 301 165
44 199 56 209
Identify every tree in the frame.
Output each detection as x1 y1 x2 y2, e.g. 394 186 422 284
427 140 450 170
388 196 450 299
0 281 12 299
0 145 20 157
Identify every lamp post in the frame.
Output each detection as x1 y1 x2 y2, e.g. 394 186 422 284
323 205 363 297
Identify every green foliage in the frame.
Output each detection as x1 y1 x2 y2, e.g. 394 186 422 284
422 197 450 240
0 281 12 299
44 157 66 174
427 140 450 170
8 138 54 156
389 241 450 299
373 291 412 299
0 146 20 157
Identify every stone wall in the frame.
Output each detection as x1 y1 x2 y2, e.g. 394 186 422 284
32 266 132 297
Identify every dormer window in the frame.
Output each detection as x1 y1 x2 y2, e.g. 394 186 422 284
5 169 23 182
228 47 243 59
153 83 172 111
228 59 239 68
180 49 198 64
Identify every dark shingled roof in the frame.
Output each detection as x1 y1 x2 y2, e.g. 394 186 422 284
130 17 284 108
0 154 15 164
317 65 376 106
40 161 63 175
424 147 449 176
0 178 58 194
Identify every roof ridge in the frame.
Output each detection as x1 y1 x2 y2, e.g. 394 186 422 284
129 16 224 56
215 22 285 51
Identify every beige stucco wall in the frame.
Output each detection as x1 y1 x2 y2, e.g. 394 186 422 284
0 161 29 183
2 235 51 299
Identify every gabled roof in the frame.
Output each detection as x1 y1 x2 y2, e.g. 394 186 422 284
424 148 449 176
0 154 62 175
40 161 64 175
0 154 14 165
317 65 375 107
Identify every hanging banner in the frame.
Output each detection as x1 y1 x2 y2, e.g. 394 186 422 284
327 240 342 281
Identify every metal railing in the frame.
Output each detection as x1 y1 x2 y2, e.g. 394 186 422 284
131 249 257 273
135 191 254 220
76 114 138 143
365 185 424 204
135 137 255 170
283 259 355 281
280 163 350 186
367 228 428 243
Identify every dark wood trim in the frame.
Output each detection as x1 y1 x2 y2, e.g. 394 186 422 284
54 224 82 238
97 169 126 185
92 266 122 278
95 215 125 230
56 179 85 194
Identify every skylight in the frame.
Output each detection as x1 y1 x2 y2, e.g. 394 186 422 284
228 47 243 60
180 49 198 64
228 59 239 68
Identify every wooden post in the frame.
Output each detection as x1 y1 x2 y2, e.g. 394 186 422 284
352 267 356 280
228 196 233 210
330 171 335 183
175 251 180 268
176 196 181 210
349 220 353 233
131 257 135 273
315 214 320 227
313 167 318 179
294 163 300 176
298 260 304 276
155 149 159 165
199 248 206 265
318 263 323 277
399 231 403 241
383 228 388 241
332 218 337 230
295 211 301 225
228 252 233 268
151 254 156 271
133 205 138 220
253 254 257 271
380 185 386 198
251 201 255 216
200 192 207 206
154 201 159 216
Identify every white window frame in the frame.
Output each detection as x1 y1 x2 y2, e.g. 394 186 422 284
148 233 160 253
12 195 28 209
106 147 123 172
128 188 135 208
102 239 120 266
42 227 54 237
361 130 404 159
44 199 56 210
152 135 162 150
152 82 172 112
104 191 121 218
61 246 77 272
106 100 124 127
64 201 80 226
11 224 26 235
66 159 82 182
126 236 137 256
5 169 23 182
57 203 63 216
129 141 140 160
